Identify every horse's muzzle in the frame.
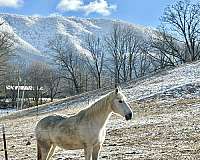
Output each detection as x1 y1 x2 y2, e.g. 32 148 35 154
125 113 132 121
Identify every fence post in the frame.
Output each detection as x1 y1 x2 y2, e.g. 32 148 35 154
2 125 8 160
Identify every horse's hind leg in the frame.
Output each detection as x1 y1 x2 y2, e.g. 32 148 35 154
37 142 42 160
84 146 93 160
37 140 52 160
92 144 101 160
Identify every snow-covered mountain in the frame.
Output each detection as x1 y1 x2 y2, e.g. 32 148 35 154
0 13 153 64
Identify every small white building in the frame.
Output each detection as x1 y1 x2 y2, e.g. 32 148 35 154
6 86 44 91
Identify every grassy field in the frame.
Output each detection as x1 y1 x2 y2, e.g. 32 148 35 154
0 96 200 160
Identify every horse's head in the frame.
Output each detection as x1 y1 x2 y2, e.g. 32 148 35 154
111 87 133 121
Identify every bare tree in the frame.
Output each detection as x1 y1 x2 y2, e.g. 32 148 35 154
44 67 61 102
150 29 183 68
84 34 104 89
0 23 15 83
105 23 148 84
159 0 200 63
124 26 142 80
135 43 153 77
4 65 20 107
26 62 48 106
105 23 128 85
4 61 26 108
48 34 82 94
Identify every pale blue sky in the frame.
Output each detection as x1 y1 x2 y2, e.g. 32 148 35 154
0 0 199 27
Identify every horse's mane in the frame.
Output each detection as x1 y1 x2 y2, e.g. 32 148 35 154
76 91 115 120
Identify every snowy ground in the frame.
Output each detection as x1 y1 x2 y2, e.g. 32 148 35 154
0 108 16 116
0 61 200 159
124 61 200 102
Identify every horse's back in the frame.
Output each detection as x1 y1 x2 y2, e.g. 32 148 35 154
35 115 65 140
36 115 65 128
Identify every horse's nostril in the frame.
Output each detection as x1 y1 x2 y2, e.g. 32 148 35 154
125 113 132 120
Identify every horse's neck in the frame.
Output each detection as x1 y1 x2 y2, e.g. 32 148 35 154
85 93 113 128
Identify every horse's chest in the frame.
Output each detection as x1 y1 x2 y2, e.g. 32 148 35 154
81 126 106 145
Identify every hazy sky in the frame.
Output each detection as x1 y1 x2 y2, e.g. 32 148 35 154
0 0 199 27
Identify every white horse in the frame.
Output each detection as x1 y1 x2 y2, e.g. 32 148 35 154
35 88 133 160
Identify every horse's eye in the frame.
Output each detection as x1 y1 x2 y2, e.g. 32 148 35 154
119 100 123 103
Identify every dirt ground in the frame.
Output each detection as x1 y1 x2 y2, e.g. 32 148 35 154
1 97 200 160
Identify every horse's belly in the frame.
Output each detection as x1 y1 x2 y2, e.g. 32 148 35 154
59 143 84 150
52 134 84 150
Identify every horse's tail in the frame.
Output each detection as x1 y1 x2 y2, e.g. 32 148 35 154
37 140 42 160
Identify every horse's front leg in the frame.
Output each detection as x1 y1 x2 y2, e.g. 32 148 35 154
84 146 93 160
92 144 101 160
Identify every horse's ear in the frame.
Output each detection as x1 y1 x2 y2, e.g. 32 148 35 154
115 84 121 93
115 88 118 93
115 85 119 93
